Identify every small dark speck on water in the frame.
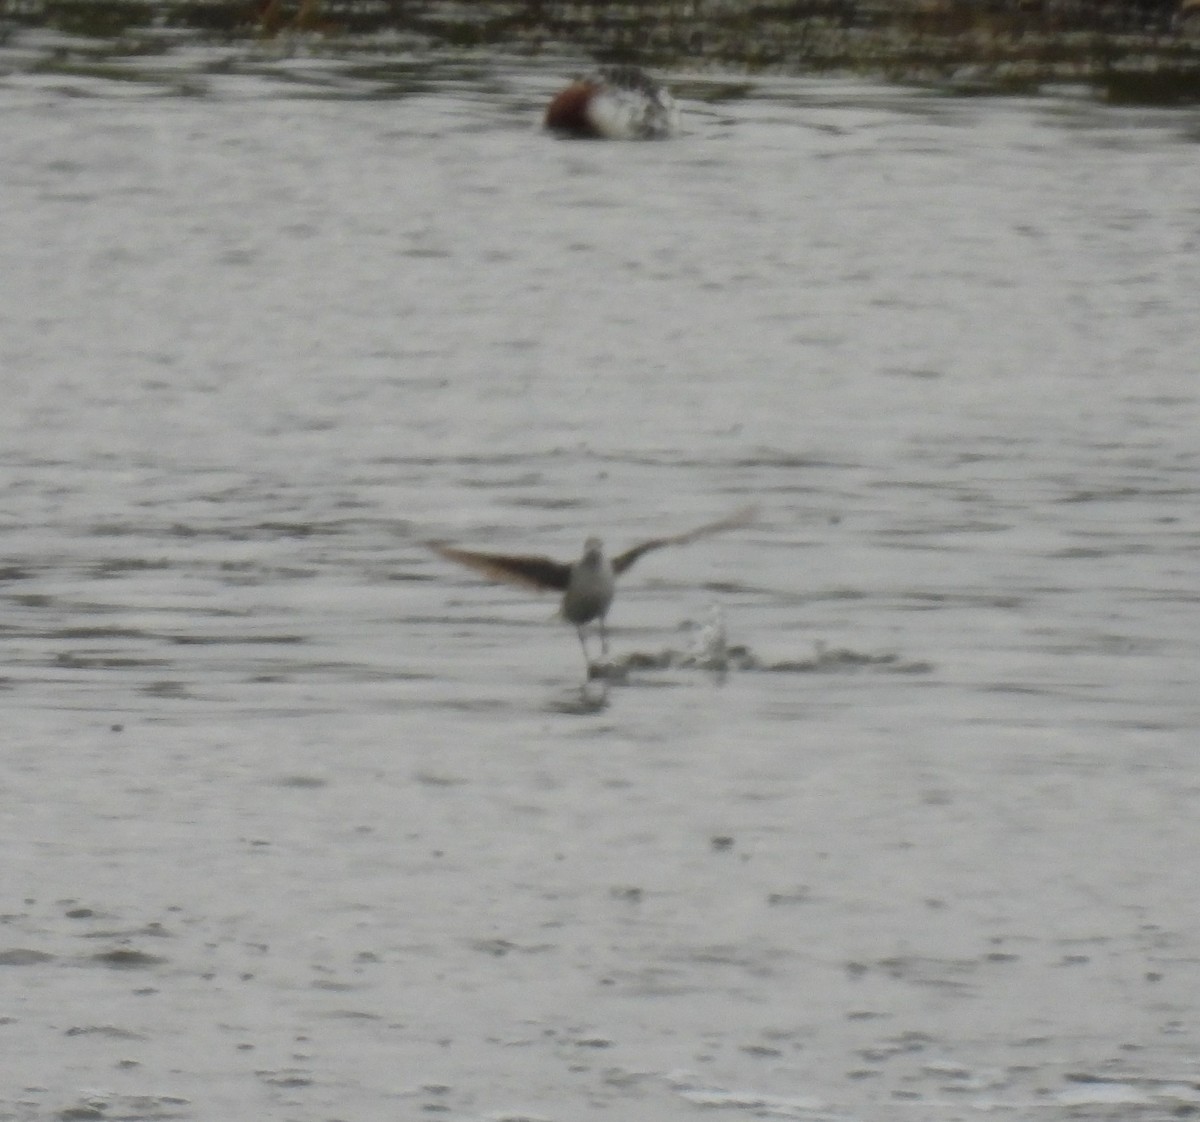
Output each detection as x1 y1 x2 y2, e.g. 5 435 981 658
0 949 56 966
91 949 167 969
276 775 329 789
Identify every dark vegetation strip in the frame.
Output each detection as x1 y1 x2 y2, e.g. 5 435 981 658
3 0 1200 99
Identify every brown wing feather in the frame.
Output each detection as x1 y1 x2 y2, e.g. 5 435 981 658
430 544 572 592
610 506 756 576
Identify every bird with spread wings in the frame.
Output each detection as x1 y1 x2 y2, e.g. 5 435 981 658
431 507 754 671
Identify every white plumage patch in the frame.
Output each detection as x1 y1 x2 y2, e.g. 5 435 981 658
583 67 686 140
584 71 680 140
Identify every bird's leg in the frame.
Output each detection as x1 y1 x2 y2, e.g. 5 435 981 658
575 624 592 673
598 616 609 657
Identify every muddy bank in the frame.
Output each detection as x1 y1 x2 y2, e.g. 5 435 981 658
4 0 1200 99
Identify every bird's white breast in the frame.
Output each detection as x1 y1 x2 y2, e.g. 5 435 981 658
563 554 615 624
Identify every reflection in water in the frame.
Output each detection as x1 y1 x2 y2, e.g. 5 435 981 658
548 677 610 714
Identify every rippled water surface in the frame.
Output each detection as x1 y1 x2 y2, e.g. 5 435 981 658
2 39 1199 1121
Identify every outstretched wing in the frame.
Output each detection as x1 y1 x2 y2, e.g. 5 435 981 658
610 506 756 576
430 543 572 592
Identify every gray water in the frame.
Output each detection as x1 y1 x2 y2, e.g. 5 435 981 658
2 36 1200 1122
